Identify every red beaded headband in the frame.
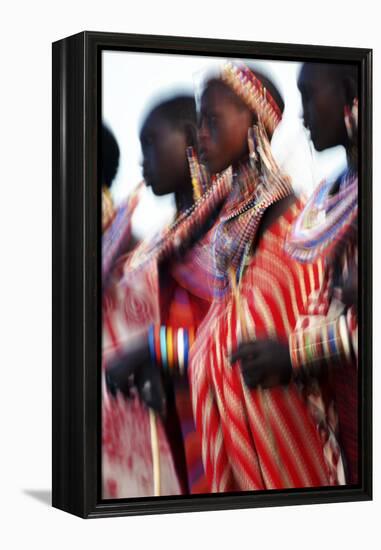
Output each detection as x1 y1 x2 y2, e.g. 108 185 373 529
221 62 283 136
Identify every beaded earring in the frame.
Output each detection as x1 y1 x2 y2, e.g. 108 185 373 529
187 146 202 201
247 126 258 169
344 97 358 140
102 185 115 233
186 146 210 202
344 97 358 167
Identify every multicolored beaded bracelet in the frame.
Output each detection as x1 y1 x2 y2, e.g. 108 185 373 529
148 324 195 377
160 326 168 371
289 314 354 376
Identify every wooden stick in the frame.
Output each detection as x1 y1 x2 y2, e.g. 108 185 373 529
149 409 161 496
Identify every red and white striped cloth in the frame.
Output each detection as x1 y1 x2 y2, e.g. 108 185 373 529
189 202 344 492
288 244 358 484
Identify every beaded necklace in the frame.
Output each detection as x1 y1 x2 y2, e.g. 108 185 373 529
286 169 358 263
125 166 233 274
211 122 293 297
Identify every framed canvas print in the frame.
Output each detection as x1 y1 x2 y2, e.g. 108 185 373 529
52 31 372 518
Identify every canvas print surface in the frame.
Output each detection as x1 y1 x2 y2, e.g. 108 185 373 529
101 51 358 499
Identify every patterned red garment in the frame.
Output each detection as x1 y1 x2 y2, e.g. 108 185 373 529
289 249 358 485
101 187 181 498
102 258 182 498
160 281 210 494
101 173 230 498
286 172 359 485
189 201 339 492
160 220 238 493
102 183 143 289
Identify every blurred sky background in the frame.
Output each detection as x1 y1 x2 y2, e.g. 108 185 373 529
103 51 347 240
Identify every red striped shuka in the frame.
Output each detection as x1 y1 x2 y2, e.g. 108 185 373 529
286 171 359 485
189 200 341 493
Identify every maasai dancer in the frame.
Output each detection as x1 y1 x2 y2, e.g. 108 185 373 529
188 63 344 492
103 96 219 497
136 96 211 492
226 63 359 487
284 63 359 484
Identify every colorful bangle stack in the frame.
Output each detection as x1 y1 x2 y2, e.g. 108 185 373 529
148 324 196 376
289 315 353 377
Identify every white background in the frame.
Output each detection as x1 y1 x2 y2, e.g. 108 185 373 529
0 1 378 549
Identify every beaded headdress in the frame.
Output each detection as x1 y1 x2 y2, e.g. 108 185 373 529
221 62 283 136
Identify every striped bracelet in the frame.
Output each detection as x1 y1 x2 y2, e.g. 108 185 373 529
148 324 195 376
289 316 351 375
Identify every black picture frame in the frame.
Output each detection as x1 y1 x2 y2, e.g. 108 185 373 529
52 31 372 519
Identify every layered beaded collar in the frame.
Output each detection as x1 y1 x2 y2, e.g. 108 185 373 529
211 124 293 297
286 169 358 263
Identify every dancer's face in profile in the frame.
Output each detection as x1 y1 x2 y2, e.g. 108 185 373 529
198 81 253 175
140 111 189 196
298 64 349 152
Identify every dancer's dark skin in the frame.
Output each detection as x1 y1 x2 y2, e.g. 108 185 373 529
140 107 195 212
